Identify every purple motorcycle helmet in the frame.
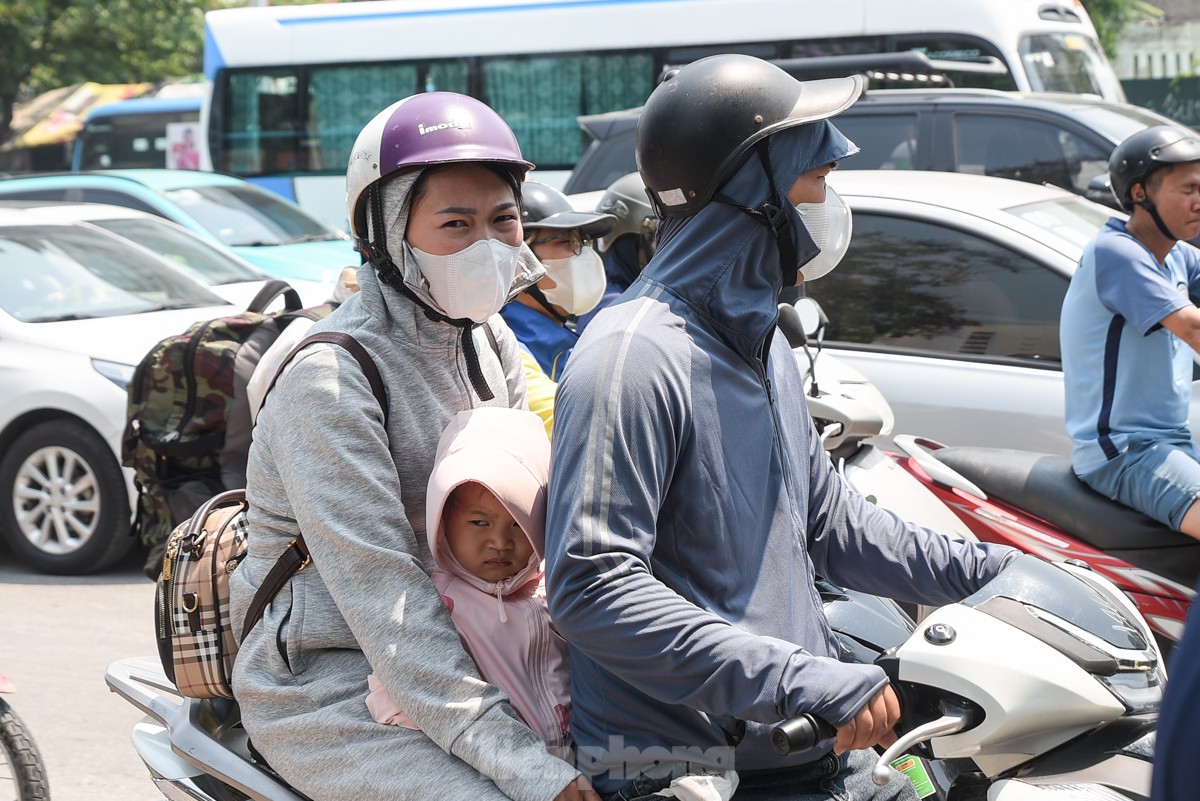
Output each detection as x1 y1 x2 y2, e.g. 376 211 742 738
346 92 534 242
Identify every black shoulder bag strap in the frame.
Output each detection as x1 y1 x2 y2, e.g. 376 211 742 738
241 331 387 638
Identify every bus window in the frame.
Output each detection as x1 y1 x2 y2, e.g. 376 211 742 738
308 64 424 172
482 53 655 170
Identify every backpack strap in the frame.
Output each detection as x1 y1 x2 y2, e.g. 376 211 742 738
242 331 387 638
263 331 389 427
247 280 303 314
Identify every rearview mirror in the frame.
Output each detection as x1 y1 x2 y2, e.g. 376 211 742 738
1085 173 1119 210
794 297 828 339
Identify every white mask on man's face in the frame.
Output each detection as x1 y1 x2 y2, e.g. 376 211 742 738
406 238 522 323
795 186 853 283
540 246 607 315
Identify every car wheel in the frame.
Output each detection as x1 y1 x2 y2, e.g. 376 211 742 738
0 420 133 575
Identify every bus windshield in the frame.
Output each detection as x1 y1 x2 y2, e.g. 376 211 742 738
1021 33 1125 99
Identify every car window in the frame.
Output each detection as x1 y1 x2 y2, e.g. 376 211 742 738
809 212 1067 365
835 113 920 170
953 114 1110 194
90 218 268 285
1003 198 1111 251
0 188 73 202
0 224 226 322
77 188 165 217
161 184 344 247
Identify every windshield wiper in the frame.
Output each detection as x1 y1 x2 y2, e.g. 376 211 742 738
137 302 219 313
289 233 338 244
26 312 101 323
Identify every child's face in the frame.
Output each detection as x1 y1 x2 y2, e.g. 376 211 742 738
443 482 534 583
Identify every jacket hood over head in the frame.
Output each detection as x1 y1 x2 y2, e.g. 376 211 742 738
426 407 550 595
649 120 856 359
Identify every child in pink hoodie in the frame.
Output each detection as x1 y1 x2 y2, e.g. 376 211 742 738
365 407 572 755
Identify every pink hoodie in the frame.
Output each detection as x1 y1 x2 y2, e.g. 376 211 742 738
365 407 571 754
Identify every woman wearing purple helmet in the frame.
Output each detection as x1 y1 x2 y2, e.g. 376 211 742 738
229 93 598 801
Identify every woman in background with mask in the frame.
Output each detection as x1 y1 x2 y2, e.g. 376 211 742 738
501 182 615 380
229 92 598 801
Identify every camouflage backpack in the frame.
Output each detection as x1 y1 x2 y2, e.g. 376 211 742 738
122 281 334 578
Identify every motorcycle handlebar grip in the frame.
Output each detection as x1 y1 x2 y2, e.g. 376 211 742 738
771 713 836 755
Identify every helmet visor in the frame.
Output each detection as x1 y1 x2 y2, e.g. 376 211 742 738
1152 134 1200 164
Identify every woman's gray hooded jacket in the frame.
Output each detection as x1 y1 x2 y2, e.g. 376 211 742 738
229 172 580 801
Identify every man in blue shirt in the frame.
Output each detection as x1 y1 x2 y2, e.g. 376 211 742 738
1060 126 1200 537
501 182 615 380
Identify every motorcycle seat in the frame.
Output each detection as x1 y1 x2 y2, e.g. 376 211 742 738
932 447 1200 587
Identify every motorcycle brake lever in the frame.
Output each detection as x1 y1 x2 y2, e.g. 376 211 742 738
871 708 972 786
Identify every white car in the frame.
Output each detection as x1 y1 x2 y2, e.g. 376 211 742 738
0 206 239 574
807 170 1200 455
0 201 334 309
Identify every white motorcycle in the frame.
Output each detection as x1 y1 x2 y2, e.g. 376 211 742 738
105 555 1159 801
778 555 1160 801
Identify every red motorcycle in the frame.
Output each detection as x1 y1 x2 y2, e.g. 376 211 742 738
888 435 1197 653
0 670 49 801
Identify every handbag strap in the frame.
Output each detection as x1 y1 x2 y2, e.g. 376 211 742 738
242 331 388 638
242 534 309 637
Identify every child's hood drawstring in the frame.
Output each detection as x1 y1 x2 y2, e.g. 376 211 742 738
495 580 509 623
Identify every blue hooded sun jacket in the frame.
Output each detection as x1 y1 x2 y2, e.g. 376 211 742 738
544 121 1018 791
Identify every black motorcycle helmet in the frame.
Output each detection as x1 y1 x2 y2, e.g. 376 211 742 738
521 181 616 238
636 54 864 218
1109 125 1200 213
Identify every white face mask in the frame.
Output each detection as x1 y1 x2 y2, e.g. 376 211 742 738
540 247 607 315
407 238 522 323
795 186 853 282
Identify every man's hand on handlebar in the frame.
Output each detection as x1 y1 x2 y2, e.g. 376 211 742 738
555 775 602 801
834 684 900 754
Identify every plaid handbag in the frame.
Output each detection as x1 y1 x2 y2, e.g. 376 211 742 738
154 489 309 698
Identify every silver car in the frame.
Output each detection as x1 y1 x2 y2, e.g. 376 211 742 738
808 170 1200 455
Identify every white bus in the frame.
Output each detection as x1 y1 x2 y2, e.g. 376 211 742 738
201 0 1124 228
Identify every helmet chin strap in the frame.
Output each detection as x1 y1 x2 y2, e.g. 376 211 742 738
1135 196 1181 242
712 141 799 288
361 183 497 401
526 284 570 324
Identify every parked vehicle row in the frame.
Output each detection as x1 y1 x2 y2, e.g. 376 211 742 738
0 201 330 309
0 168 361 575
0 169 359 284
564 87 1196 219
0 205 241 573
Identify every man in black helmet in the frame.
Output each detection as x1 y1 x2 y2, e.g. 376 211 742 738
543 54 1018 801
1060 126 1200 538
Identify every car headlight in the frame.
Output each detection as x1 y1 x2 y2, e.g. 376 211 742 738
92 358 136 390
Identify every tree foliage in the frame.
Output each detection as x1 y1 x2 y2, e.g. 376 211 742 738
0 0 313 142
1080 0 1164 58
